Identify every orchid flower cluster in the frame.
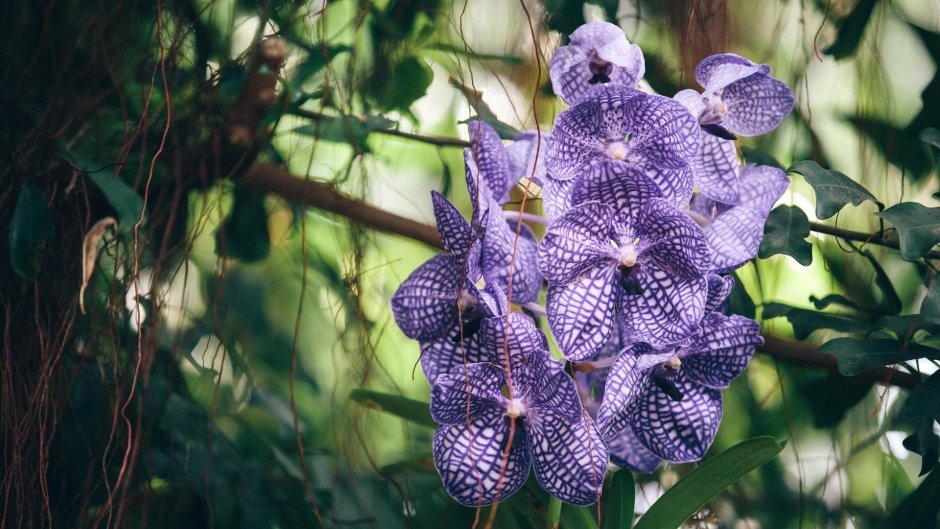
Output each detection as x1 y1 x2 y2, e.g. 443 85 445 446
391 21 794 506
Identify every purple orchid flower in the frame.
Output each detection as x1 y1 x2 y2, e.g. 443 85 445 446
506 129 550 187
430 313 609 506
465 148 543 304
545 85 700 208
688 164 789 273
538 165 711 360
597 312 763 463
549 21 645 105
674 53 794 139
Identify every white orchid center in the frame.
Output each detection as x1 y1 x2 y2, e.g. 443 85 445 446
606 141 629 161
664 357 682 371
456 289 477 311
506 398 527 419
618 244 638 268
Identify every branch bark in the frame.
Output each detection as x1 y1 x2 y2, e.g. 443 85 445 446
809 221 940 259
243 161 922 390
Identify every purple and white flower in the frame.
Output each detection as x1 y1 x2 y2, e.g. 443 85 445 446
549 21 645 105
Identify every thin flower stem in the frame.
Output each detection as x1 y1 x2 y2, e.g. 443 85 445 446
504 210 550 226
544 495 563 529
521 302 547 316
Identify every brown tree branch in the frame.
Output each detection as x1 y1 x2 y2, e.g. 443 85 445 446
242 161 922 390
809 221 940 259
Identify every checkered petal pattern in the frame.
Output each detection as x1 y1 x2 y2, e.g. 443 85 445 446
480 206 542 304
596 345 674 437
431 362 506 425
683 313 762 389
468 120 514 203
673 89 705 118
391 254 463 342
637 198 711 279
547 266 618 361
692 133 740 204
480 313 552 395
507 130 549 186
607 424 662 473
569 161 663 234
738 164 789 210
624 93 701 168
634 157 694 208
705 205 766 273
421 330 493 386
465 148 494 227
619 268 708 346
549 22 644 105
530 368 583 423
433 405 531 506
546 98 608 181
538 201 616 285
704 273 734 314
695 53 767 92
542 176 575 223
722 74 794 136
528 406 608 505
630 370 723 462
432 191 475 256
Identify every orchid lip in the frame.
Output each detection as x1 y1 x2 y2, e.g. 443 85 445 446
506 398 527 419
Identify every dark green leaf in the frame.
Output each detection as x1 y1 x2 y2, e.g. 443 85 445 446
799 374 873 428
378 56 433 112
876 202 940 261
293 45 350 87
881 460 940 528
874 315 940 338
810 294 861 312
559 503 598 529
87 171 146 234
634 437 786 529
601 470 634 529
293 113 397 152
818 338 940 376
8 183 54 278
921 127 940 154
902 417 939 476
846 117 933 182
922 279 940 324
758 205 813 265
450 78 520 139
762 303 870 340
741 146 783 169
900 372 940 419
822 0 878 59
858 249 902 315
788 160 882 219
727 273 756 319
216 183 270 262
349 389 435 428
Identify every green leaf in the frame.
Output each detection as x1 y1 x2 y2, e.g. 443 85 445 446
601 470 634 529
741 146 783 169
758 206 813 265
559 503 598 529
349 389 435 428
216 183 270 262
847 117 933 182
822 0 878 60
450 78 520 139
62 150 145 233
874 315 940 338
876 202 940 261
762 303 870 340
788 160 882 219
634 437 786 529
881 459 940 528
921 127 940 154
810 293 861 312
858 249 902 315
727 273 756 319
292 45 350 87
818 338 940 376
900 372 940 419
293 113 397 152
903 417 940 476
799 374 873 428
8 183 54 278
921 279 940 324
378 56 433 112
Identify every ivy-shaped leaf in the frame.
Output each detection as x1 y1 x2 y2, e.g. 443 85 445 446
763 303 870 340
741 146 783 170
899 371 940 419
922 278 940 324
902 417 939 476
858 249 902 315
758 205 813 265
819 338 940 376
788 160 882 219
876 202 940 261
378 56 434 112
293 113 397 153
9 183 54 278
822 0 879 60
349 389 435 428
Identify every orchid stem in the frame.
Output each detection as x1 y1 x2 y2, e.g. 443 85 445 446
544 495 563 529
521 302 547 316
504 210 549 226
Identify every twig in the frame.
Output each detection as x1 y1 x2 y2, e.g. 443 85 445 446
809 221 940 259
288 109 472 148
242 161 921 390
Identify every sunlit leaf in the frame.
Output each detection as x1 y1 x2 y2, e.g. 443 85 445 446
349 389 435 428
379 56 434 112
819 338 940 376
634 437 785 529
763 303 870 340
876 202 940 261
788 160 882 219
9 183 54 278
758 205 813 265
